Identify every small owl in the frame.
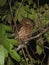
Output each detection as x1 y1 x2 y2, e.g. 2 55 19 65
16 18 34 42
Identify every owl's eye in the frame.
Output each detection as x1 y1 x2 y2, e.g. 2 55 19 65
26 21 31 25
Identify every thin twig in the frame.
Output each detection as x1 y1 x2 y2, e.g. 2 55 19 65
44 46 49 50
37 0 43 29
21 47 28 65
25 45 34 65
8 0 18 35
8 0 23 36
41 51 46 65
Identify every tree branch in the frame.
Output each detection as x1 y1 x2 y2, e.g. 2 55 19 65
24 25 49 42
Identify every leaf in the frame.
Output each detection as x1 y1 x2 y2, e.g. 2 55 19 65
7 57 14 65
4 47 8 58
14 8 22 22
0 24 21 62
17 10 23 22
10 50 21 62
45 31 49 42
14 5 27 22
24 5 32 14
36 38 44 55
1 36 21 62
0 0 6 6
28 9 37 20
36 45 43 55
43 11 49 20
0 45 5 65
35 59 41 64
6 13 11 24
40 10 49 26
20 59 26 65
40 6 45 13
33 3 37 9
1 15 6 21
28 0 33 5
44 4 49 10
15 2 20 8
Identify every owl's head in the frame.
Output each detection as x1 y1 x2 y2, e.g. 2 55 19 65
21 18 34 27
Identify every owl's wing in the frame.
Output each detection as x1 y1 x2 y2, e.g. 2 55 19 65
16 23 22 31
11 20 22 38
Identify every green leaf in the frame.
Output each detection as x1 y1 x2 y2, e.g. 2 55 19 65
14 5 27 22
45 31 49 42
10 50 21 62
0 45 5 65
36 38 44 55
1 15 6 21
4 47 8 58
0 0 6 6
1 36 21 62
2 37 20 62
15 2 20 8
0 24 21 62
28 9 37 20
24 5 32 14
36 45 43 55
17 10 23 22
20 59 26 65
33 3 37 9
43 11 49 20
6 13 11 24
7 57 14 65
40 10 49 26
35 59 41 64
44 4 49 10
28 0 33 5
40 6 45 13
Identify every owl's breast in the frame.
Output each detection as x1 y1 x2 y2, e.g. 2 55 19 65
18 26 33 41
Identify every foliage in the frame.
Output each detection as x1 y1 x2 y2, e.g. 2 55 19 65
0 24 21 64
0 0 6 7
0 0 49 65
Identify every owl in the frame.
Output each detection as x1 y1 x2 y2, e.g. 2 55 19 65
15 18 34 42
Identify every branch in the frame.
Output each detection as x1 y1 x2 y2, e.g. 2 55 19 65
8 0 23 42
24 25 49 42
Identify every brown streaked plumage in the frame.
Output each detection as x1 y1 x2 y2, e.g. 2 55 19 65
15 18 34 42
